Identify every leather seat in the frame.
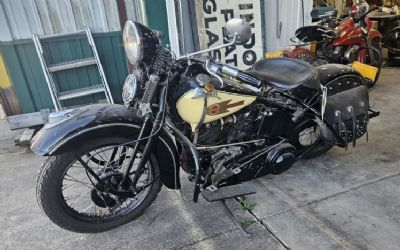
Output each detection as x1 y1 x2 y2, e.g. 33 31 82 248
246 58 320 90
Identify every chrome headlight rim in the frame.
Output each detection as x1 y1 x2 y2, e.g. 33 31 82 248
122 74 138 106
123 21 143 66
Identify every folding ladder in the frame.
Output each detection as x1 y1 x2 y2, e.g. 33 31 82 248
32 28 114 111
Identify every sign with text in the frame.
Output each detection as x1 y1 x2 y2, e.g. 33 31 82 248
194 0 264 69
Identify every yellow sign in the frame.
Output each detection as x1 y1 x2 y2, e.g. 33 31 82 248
310 42 317 53
0 52 12 88
352 61 378 81
265 51 283 59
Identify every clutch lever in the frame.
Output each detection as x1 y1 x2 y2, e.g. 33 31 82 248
205 59 224 88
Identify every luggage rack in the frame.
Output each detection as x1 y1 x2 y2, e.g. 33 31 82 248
32 28 114 111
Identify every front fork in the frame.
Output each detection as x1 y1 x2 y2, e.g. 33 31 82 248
120 86 167 189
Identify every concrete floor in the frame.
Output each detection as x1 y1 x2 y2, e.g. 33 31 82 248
0 68 399 250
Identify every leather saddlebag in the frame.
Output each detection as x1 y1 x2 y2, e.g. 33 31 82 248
324 77 369 147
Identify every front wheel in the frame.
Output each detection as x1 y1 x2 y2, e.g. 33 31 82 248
36 137 162 233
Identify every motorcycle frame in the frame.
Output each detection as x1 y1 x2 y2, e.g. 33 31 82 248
120 74 347 202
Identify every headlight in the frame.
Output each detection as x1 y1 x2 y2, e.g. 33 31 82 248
123 21 143 66
122 74 138 106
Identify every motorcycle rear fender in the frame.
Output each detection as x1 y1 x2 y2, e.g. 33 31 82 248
31 104 180 189
316 63 363 86
314 64 368 147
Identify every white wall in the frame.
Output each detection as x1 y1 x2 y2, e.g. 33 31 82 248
264 0 313 52
167 0 313 56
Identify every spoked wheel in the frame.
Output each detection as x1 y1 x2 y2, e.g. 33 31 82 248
365 38 382 88
36 137 161 233
291 119 333 159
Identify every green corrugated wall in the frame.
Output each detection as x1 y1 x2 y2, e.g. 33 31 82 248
0 1 170 114
0 32 128 113
145 0 170 46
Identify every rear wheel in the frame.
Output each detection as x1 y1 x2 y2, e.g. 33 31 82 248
291 119 333 159
36 137 161 233
366 38 382 88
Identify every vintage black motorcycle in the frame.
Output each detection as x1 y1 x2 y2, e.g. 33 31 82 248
32 19 379 233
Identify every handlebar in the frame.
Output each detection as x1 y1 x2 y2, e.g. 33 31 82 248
355 6 381 22
207 59 262 88
361 6 381 20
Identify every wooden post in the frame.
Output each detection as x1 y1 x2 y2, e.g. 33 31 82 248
115 0 133 73
0 51 21 116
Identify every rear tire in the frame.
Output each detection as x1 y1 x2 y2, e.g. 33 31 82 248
36 137 162 233
366 38 382 88
290 119 333 159
302 143 333 159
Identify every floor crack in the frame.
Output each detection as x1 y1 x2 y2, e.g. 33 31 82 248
233 197 291 250
172 228 238 250
260 171 400 219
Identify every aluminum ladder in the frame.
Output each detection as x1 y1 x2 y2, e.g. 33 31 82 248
32 28 114 111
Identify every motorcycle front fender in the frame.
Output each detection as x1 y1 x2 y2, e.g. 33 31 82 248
31 104 180 189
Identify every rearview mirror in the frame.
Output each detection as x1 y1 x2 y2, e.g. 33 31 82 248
224 18 251 45
345 7 352 15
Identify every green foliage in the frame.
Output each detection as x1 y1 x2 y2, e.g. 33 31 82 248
237 196 256 212
237 196 257 230
240 220 256 230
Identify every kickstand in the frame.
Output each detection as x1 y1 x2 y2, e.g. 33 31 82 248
220 199 252 238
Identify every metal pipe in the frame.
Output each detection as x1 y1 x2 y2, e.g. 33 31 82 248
166 119 201 202
196 139 266 150
179 36 236 59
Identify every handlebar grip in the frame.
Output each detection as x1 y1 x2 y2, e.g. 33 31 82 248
221 65 262 88
236 71 262 88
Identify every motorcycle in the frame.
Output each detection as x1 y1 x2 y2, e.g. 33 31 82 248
311 5 339 25
32 18 379 234
290 5 383 87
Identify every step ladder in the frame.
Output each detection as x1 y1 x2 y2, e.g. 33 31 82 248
32 28 114 111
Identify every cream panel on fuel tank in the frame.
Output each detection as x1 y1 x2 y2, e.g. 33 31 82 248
176 89 256 131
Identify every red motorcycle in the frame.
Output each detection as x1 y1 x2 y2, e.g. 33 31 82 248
291 6 383 87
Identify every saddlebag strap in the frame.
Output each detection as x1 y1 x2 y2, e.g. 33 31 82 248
320 84 328 123
348 106 356 147
336 111 348 150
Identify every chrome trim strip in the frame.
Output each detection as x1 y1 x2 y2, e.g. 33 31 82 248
196 139 266 150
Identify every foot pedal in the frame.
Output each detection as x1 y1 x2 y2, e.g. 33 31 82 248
202 182 256 202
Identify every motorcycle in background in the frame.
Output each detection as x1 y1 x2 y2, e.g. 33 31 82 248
32 18 379 234
288 5 383 87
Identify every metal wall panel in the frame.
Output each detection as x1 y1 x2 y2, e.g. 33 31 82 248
0 0 146 41
0 32 128 113
264 0 313 52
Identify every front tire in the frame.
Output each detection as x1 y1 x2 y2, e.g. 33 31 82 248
36 137 162 233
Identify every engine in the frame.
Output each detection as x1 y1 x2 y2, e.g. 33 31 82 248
193 103 297 186
319 44 360 64
196 104 266 146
